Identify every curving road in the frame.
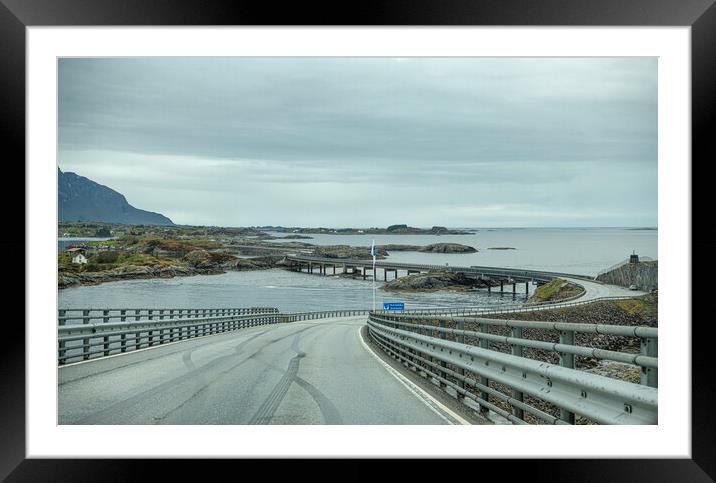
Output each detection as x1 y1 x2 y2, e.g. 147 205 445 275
58 316 466 425
563 277 648 302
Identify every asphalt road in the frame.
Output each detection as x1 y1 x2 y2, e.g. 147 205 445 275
58 316 464 425
564 277 648 301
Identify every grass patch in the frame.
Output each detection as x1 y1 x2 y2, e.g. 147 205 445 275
615 293 657 320
529 278 584 303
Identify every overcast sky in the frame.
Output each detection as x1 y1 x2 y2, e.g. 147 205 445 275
58 57 657 228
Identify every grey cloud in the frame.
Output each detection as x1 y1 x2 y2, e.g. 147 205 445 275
58 57 657 227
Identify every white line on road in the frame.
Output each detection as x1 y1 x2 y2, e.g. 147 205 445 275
357 326 470 426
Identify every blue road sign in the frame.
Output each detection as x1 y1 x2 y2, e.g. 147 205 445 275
383 302 405 311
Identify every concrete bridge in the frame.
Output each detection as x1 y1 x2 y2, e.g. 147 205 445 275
284 255 644 300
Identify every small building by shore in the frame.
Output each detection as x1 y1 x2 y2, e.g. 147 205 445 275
67 247 88 264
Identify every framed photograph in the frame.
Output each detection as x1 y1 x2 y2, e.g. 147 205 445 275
6 0 713 480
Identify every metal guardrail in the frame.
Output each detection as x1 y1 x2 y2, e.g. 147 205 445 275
58 307 281 364
58 307 278 326
57 307 369 364
280 309 370 322
367 311 657 425
399 295 638 317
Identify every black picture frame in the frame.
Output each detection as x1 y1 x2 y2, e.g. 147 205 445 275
4 0 713 480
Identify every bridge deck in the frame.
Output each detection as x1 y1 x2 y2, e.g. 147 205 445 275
58 316 466 425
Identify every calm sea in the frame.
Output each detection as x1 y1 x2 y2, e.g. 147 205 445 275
58 227 657 312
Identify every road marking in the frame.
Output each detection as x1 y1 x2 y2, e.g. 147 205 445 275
357 326 470 426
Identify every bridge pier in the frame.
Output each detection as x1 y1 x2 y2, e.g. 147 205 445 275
512 282 516 294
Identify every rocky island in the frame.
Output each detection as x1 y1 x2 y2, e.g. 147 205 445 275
417 243 477 253
381 271 496 292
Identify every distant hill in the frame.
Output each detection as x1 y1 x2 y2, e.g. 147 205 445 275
58 168 174 225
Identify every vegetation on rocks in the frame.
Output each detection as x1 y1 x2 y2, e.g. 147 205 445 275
527 278 584 303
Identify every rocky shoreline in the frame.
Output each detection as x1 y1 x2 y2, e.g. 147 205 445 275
58 221 478 289
59 252 286 289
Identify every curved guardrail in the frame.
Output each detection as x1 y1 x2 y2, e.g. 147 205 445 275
57 307 370 364
58 307 278 326
58 307 281 364
367 311 657 425
392 295 638 317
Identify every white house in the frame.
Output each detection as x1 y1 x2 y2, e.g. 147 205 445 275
67 247 88 264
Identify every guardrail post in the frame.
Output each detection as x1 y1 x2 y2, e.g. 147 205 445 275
640 337 658 388
478 322 490 414
559 329 576 424
510 326 525 420
456 319 465 399
59 309 66 326
58 337 66 364
120 309 126 322
438 320 448 388
82 310 90 360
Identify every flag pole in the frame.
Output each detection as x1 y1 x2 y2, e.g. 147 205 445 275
371 239 376 312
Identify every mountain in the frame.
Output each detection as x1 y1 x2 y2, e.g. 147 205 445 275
58 168 174 225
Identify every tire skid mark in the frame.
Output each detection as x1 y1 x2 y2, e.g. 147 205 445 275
248 350 305 425
77 325 316 424
247 321 342 425
293 376 343 425
160 330 272 423
60 328 272 386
